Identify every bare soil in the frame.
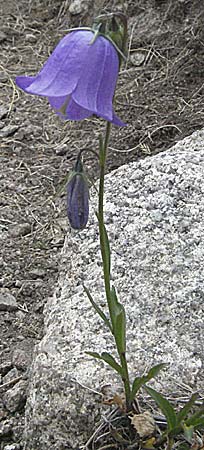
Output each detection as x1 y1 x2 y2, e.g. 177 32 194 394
0 0 204 448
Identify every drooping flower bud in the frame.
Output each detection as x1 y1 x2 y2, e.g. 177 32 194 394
67 157 89 230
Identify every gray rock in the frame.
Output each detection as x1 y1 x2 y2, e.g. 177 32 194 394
0 360 13 376
3 444 21 450
3 380 27 413
0 31 7 43
0 125 19 138
0 105 8 119
0 419 13 438
0 72 9 83
10 223 31 238
25 33 37 43
0 289 18 311
3 368 19 385
12 340 34 370
28 268 46 279
69 0 87 15
0 399 7 420
24 129 204 449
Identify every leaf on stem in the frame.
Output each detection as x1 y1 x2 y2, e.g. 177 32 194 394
182 423 194 443
83 285 112 332
103 222 111 276
131 363 166 399
176 393 199 424
186 415 204 428
185 404 204 426
96 211 111 276
86 351 124 377
110 286 126 354
144 386 177 432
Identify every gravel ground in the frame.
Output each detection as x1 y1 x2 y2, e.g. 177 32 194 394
1 0 204 447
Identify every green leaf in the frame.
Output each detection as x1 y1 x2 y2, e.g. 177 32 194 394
147 363 167 380
83 285 112 332
176 445 189 450
131 376 146 399
110 286 126 353
176 393 199 424
182 423 194 442
109 285 121 322
110 429 129 444
145 386 177 432
169 425 183 438
186 416 204 428
186 405 204 427
96 212 111 276
114 305 126 354
103 222 111 276
86 351 124 376
131 363 166 399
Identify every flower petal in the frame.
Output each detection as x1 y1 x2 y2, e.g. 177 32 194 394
73 35 119 121
15 76 36 90
111 112 127 127
66 98 92 120
16 31 94 97
49 96 92 120
48 95 69 117
49 95 126 124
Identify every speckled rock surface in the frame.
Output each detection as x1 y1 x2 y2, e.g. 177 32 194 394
24 129 204 449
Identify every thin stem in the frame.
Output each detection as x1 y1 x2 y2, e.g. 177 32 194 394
98 121 131 411
98 121 112 305
120 353 131 410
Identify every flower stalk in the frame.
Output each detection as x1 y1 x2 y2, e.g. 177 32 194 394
98 121 131 411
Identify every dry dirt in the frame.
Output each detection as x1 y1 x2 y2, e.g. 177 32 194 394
0 0 204 448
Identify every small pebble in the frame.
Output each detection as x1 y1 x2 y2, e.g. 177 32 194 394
0 125 19 138
10 223 31 238
0 288 18 312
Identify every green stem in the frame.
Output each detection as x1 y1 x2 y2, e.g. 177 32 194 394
98 121 131 411
98 121 112 303
120 353 131 411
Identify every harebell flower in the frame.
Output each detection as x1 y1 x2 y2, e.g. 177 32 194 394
16 13 165 413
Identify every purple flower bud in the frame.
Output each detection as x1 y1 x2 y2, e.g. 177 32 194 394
67 163 89 230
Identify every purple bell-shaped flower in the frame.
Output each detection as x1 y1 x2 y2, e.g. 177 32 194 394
16 30 125 126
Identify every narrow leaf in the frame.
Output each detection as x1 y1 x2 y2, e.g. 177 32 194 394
169 425 183 438
96 212 111 276
146 363 167 381
103 222 111 276
186 416 204 428
83 285 112 332
110 286 126 353
176 393 198 424
131 363 166 399
86 351 124 376
182 424 194 443
109 285 121 324
186 405 204 426
115 306 126 354
131 376 148 399
145 386 177 431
